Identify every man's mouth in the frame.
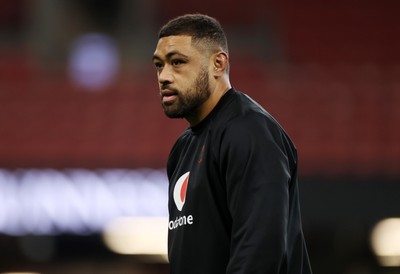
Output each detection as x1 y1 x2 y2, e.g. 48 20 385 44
161 89 178 104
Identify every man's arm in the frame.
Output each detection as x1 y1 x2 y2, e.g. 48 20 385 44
221 116 291 273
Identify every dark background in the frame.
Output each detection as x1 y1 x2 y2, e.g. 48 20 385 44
0 0 399 273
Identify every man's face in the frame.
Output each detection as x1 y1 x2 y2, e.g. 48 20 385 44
152 35 211 119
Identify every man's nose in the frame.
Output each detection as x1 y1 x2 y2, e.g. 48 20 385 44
158 65 174 84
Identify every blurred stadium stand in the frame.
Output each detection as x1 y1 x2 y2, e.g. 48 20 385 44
0 0 399 273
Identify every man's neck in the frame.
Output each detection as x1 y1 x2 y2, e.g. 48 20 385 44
186 79 231 126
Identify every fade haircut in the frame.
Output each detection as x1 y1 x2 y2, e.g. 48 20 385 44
158 14 229 55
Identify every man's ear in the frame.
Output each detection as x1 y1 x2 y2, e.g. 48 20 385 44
213 51 229 76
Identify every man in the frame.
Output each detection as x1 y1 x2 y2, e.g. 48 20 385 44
152 14 312 274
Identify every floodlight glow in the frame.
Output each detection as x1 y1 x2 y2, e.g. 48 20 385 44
0 169 168 235
370 218 400 267
68 33 119 91
103 217 168 261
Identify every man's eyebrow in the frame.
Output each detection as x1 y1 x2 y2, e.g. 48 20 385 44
152 55 162 62
152 51 189 62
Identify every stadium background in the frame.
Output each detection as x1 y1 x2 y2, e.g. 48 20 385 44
0 0 399 273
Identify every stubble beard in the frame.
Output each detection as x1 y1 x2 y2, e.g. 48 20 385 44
162 68 211 119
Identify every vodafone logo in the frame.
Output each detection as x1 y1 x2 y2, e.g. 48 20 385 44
173 171 190 211
170 171 194 230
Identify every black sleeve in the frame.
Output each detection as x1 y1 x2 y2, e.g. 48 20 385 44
220 115 292 273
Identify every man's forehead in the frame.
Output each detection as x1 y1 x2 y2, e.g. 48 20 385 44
158 35 192 45
154 35 194 57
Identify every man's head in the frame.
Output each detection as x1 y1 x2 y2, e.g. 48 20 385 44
158 13 229 56
153 14 231 125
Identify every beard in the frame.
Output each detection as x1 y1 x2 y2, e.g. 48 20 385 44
161 67 211 119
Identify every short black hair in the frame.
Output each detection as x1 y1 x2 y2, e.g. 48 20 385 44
158 14 229 54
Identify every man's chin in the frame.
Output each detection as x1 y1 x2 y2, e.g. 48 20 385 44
163 108 184 119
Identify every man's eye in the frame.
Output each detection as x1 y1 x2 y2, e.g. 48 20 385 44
154 63 163 69
172 60 185 66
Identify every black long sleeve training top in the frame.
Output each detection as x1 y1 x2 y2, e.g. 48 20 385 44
167 88 312 274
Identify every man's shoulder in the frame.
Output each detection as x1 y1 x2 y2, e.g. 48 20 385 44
211 90 295 152
216 90 281 132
